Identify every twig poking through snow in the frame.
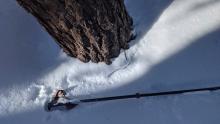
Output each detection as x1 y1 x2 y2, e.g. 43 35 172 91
107 50 131 78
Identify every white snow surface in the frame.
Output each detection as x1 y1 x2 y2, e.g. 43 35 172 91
1 0 220 123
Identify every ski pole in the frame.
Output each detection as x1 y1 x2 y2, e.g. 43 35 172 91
80 86 220 103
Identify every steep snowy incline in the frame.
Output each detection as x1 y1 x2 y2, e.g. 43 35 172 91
1 0 220 123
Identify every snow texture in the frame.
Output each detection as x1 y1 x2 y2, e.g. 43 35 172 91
1 0 220 123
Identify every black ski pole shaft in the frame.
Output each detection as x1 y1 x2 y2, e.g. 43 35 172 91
80 86 220 103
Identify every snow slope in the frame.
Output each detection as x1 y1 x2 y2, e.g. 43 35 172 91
1 0 220 123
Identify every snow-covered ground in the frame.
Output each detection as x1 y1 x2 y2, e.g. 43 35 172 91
1 0 220 123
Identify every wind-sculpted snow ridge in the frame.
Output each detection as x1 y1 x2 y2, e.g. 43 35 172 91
1 0 220 123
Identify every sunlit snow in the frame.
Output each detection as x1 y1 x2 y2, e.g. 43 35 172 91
0 0 220 123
